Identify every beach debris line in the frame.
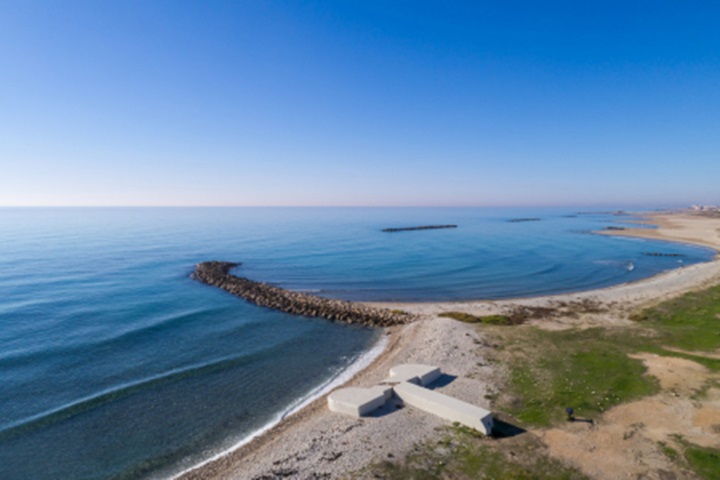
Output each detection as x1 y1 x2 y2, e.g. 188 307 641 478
192 261 416 327
328 364 494 435
437 299 607 325
382 225 457 232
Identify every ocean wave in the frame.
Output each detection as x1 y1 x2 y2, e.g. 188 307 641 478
0 347 280 442
168 333 387 480
0 308 227 369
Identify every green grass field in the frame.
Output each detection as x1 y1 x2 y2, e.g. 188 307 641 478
502 327 659 426
496 285 720 427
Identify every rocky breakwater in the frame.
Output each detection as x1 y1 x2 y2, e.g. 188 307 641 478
192 261 416 327
382 225 457 232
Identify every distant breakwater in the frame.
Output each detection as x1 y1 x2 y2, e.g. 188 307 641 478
382 225 457 232
507 218 541 223
192 261 416 327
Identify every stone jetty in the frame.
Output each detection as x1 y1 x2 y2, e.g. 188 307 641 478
382 225 457 232
192 261 416 327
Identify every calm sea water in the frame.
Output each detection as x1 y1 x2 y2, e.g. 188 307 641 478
0 207 714 479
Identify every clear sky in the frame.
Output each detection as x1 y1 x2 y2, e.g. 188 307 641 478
1 1 718 207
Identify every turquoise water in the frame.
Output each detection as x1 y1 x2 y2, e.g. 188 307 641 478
0 207 714 479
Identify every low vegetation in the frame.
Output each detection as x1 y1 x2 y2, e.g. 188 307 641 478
628 284 720 352
439 299 608 327
438 312 516 325
683 444 720 480
487 284 720 426
657 441 679 461
361 426 588 480
629 283 720 370
499 327 659 426
659 436 720 480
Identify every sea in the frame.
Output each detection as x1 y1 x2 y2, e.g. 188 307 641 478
0 207 715 479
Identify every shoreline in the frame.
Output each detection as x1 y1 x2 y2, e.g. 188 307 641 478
176 210 720 480
169 334 389 480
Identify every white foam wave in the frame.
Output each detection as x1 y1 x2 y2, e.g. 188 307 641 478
168 333 388 480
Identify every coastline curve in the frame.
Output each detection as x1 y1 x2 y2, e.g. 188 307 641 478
178 212 720 480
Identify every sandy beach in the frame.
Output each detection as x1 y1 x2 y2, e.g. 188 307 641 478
177 211 720 480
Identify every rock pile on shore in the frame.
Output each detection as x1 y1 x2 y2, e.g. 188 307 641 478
192 261 416 327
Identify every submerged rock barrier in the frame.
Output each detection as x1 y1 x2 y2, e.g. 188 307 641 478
192 261 416 327
382 225 457 232
507 218 541 223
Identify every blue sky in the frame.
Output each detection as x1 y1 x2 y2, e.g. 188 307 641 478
1 1 718 207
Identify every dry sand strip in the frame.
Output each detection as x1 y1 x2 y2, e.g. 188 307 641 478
176 211 720 480
600 211 720 251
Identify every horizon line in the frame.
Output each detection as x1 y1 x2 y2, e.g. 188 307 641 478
0 204 684 209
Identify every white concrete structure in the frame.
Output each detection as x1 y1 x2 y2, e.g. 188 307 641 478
327 385 392 417
383 364 441 386
327 364 493 435
393 381 493 435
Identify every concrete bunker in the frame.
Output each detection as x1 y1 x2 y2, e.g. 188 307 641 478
328 364 493 435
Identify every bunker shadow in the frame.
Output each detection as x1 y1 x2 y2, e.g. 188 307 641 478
366 374 458 418
366 398 406 418
426 373 457 389
490 418 526 438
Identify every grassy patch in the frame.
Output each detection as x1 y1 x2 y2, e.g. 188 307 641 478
684 444 720 480
439 312 517 325
500 327 659 426
491 283 720 427
658 441 680 461
629 284 720 352
362 427 587 480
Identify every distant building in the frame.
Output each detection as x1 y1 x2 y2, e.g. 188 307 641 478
690 205 720 212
